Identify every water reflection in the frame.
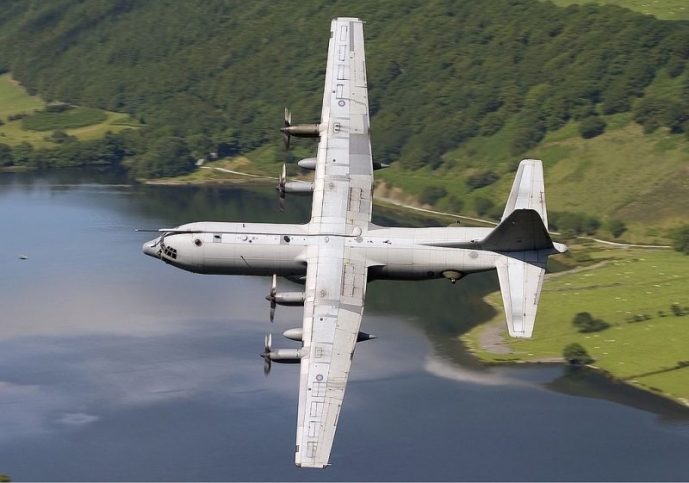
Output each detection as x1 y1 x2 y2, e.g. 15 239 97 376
1 170 689 481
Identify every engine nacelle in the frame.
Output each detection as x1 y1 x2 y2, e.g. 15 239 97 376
284 182 314 194
283 328 376 342
282 123 320 138
266 348 302 364
297 157 318 170
274 292 305 306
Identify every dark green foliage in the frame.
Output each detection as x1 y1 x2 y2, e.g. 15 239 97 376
474 196 495 216
419 186 447 206
21 107 107 131
633 96 689 134
579 116 607 139
0 0 687 175
573 312 610 333
606 219 627 238
671 303 684 316
48 129 77 144
446 195 464 214
549 211 601 237
671 225 689 254
563 342 594 366
128 136 194 178
466 170 499 190
10 134 131 168
0 143 12 166
0 473 11 482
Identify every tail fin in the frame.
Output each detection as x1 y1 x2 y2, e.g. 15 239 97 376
487 159 566 338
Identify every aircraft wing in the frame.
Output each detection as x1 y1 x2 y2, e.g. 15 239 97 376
294 17 372 468
310 17 373 235
295 245 368 468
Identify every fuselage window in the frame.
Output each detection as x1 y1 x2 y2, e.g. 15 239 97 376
284 235 291 243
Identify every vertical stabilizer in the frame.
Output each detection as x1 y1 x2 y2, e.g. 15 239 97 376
502 159 547 228
491 159 565 338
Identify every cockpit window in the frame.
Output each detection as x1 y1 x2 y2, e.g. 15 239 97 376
163 246 178 259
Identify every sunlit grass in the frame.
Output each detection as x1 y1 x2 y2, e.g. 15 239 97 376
545 0 689 20
463 246 689 404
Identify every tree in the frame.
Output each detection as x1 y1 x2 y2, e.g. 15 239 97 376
563 343 594 366
606 219 627 238
671 225 689 255
573 312 610 333
0 143 12 166
474 197 495 217
466 170 500 190
419 186 447 206
130 136 195 178
579 115 606 139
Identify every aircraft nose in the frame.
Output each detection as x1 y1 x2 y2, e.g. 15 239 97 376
143 238 160 258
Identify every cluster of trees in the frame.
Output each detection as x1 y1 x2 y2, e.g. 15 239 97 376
563 342 594 366
0 0 688 177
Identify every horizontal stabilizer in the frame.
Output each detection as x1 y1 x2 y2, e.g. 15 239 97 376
496 255 545 338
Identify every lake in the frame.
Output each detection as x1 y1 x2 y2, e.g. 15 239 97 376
1 170 688 481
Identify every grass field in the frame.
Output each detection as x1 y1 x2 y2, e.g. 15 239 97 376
462 245 689 406
545 0 689 20
21 107 107 131
0 73 138 147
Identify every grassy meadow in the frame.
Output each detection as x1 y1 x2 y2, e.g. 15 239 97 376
462 245 689 405
0 73 138 148
546 0 689 20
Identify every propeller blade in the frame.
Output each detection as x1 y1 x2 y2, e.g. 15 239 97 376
266 274 277 322
263 357 271 375
277 164 287 211
282 108 292 150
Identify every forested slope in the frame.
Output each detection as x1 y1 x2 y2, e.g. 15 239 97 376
0 0 688 237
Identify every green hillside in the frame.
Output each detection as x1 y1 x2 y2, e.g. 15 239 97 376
0 0 688 235
545 0 689 20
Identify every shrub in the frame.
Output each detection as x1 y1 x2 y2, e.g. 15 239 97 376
474 196 495 216
671 225 689 255
466 170 499 190
563 343 594 365
573 312 610 333
418 186 447 206
606 219 627 238
579 116 606 139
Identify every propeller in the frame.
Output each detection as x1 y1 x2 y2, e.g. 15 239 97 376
282 108 292 150
265 273 278 322
276 164 286 211
261 333 273 375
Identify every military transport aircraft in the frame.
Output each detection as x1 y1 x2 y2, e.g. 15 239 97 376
142 17 567 468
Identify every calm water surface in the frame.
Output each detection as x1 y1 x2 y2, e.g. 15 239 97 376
1 170 688 481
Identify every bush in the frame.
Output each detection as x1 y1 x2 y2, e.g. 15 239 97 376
550 211 601 237
573 312 610 333
606 219 627 238
579 116 607 139
671 225 689 254
474 196 495 216
446 195 464 214
466 170 499 190
418 186 447 206
563 343 594 366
